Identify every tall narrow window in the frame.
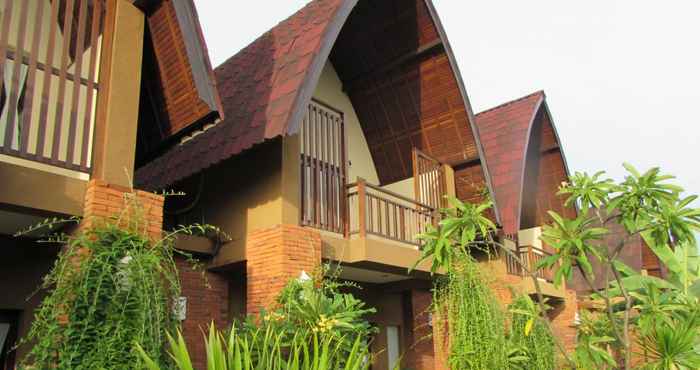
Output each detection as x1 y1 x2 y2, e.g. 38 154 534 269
300 99 346 234
386 325 400 370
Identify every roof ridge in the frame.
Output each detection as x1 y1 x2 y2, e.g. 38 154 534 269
476 90 545 116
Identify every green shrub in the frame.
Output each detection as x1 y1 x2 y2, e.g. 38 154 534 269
137 322 372 370
136 269 379 370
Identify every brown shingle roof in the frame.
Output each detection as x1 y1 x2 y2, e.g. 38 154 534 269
475 91 545 234
136 0 497 215
136 0 355 189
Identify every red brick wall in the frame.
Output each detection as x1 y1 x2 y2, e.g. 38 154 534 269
176 257 229 370
484 258 579 357
245 224 321 315
82 179 164 239
403 290 435 370
550 290 578 353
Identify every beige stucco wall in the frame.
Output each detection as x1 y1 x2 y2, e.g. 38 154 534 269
171 141 284 267
382 177 415 199
313 62 420 201
313 62 379 185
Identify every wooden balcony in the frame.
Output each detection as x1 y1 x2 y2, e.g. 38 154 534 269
0 0 106 173
346 178 437 246
299 100 447 252
504 245 558 283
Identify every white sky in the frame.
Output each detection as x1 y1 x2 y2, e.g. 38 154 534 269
195 0 700 200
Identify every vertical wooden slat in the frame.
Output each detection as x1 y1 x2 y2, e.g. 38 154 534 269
36 0 62 158
302 108 309 224
357 178 367 238
331 116 338 231
322 111 329 228
51 0 76 162
66 0 89 166
399 205 406 241
383 200 389 237
311 106 319 226
300 114 307 225
0 0 14 104
340 112 348 237
20 0 48 154
3 0 31 150
80 0 104 169
392 203 398 239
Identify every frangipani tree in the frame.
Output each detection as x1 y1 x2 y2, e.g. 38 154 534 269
539 164 700 370
413 163 700 370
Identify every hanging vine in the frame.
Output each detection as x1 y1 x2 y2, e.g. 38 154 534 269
433 256 508 370
16 194 220 370
415 196 557 369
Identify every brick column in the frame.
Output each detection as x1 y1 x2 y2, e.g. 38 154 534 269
484 258 523 306
82 179 164 239
403 290 437 370
177 257 229 370
550 289 578 353
245 224 321 315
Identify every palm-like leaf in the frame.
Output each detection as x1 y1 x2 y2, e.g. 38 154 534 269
540 212 607 287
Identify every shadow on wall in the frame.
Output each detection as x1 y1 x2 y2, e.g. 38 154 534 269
0 237 60 362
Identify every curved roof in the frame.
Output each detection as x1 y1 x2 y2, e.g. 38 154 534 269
475 91 546 234
136 0 354 189
136 0 496 213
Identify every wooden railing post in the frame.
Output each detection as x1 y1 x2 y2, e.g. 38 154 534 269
357 178 367 238
343 184 350 238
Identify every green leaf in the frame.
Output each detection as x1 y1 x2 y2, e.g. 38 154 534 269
134 342 162 370
622 162 641 178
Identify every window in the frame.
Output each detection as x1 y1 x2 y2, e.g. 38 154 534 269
386 325 400 370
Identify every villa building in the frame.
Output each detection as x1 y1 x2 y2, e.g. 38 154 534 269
133 1 580 368
1 0 587 369
0 0 222 368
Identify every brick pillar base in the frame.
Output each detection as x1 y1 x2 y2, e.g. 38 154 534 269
177 257 229 370
245 224 321 315
403 290 436 370
82 179 163 239
550 289 578 353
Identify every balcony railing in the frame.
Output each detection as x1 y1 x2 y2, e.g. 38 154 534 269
504 245 557 283
413 148 448 210
0 0 106 172
346 178 437 247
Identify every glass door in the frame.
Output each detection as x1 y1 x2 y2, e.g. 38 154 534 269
0 310 19 370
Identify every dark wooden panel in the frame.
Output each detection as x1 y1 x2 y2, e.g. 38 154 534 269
145 0 213 137
330 0 482 185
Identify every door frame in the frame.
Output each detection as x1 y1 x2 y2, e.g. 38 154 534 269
0 310 20 370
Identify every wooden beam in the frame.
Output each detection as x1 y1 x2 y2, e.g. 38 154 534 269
448 156 481 170
91 0 145 187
